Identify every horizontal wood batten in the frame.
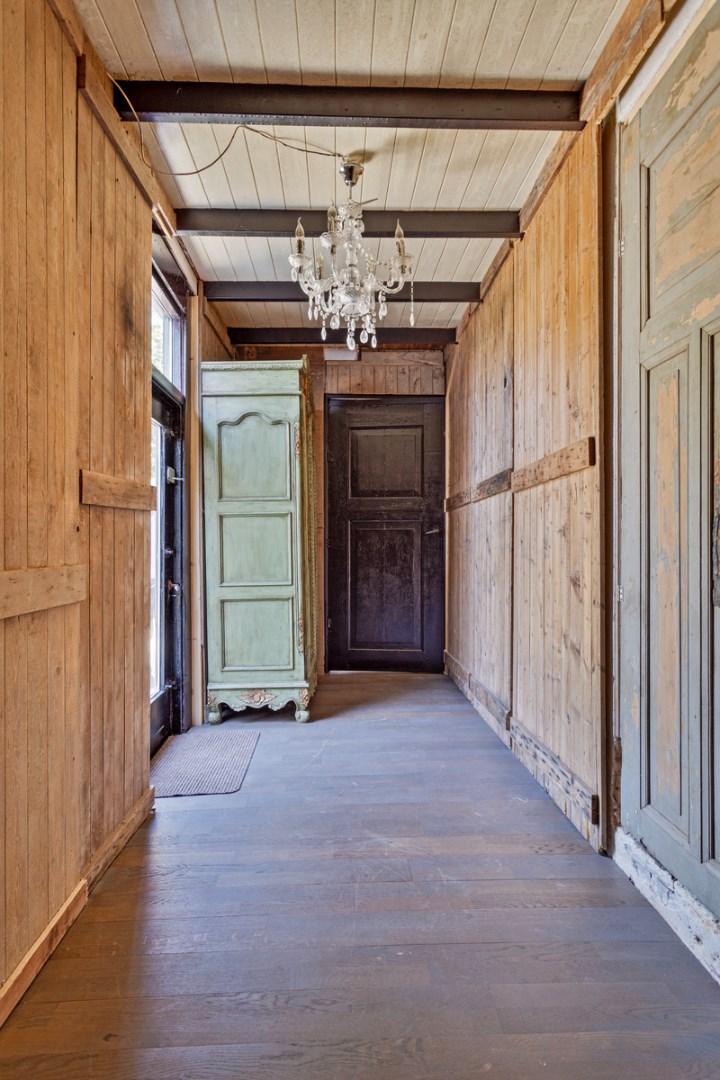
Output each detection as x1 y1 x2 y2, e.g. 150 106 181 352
511 437 596 492
77 57 176 230
510 718 600 835
228 328 456 347
84 788 155 891
445 468 512 512
0 882 88 1028
80 469 156 511
0 565 87 621
116 82 584 131
177 208 521 240
206 280 482 303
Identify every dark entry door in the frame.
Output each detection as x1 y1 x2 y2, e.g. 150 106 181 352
150 377 185 754
327 396 444 672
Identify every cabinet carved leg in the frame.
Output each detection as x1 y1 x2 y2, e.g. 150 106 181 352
295 708 310 724
207 698 222 725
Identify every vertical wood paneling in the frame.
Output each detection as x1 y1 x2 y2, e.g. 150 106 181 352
4 0 30 977
512 125 602 802
446 125 602 845
445 259 514 726
0 0 5 983
1 2 153 1000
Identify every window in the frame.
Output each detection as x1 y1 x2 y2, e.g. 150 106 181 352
151 279 184 391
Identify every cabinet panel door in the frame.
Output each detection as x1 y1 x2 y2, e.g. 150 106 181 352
619 3 720 915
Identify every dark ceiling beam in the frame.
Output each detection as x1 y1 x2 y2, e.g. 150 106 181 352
115 81 584 131
176 208 521 239
206 281 480 303
227 327 456 347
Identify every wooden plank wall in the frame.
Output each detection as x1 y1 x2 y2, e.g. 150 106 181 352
1 0 153 1013
76 93 153 860
445 125 603 847
445 259 514 739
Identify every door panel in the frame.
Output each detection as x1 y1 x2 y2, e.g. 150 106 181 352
643 350 691 838
349 521 423 650
620 2 720 916
327 397 444 672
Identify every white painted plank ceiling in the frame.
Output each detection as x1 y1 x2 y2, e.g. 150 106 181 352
75 0 628 330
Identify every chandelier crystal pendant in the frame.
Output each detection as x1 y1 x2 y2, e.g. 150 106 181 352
288 161 414 351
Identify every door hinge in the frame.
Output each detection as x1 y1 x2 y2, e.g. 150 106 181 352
616 584 624 603
619 235 625 258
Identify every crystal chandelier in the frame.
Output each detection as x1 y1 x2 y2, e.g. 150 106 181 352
288 161 414 351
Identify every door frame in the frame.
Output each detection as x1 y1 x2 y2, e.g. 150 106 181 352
324 393 446 672
150 371 188 752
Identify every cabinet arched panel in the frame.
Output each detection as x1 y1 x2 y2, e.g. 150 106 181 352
218 412 291 501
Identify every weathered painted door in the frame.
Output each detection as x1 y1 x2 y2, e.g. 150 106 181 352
326 396 444 671
619 4 720 916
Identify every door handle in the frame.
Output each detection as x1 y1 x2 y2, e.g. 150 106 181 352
424 528 441 536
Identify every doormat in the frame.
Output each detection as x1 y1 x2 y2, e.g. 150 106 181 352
151 728 260 797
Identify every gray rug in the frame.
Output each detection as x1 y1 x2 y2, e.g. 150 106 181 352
151 728 260 797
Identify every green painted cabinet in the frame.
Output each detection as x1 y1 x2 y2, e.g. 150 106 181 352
202 359 317 723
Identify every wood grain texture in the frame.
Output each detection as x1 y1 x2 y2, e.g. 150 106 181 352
200 296 234 360
511 437 596 493
46 0 84 55
581 0 665 121
0 0 152 1004
76 55 176 229
80 469 155 511
1 674 717 1074
512 124 603 845
445 468 512 513
0 565 86 620
445 256 514 737
447 125 603 849
0 881 87 1030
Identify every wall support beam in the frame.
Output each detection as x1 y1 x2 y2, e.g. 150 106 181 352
115 82 584 131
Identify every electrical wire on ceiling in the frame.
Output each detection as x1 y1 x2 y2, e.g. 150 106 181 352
109 73 347 178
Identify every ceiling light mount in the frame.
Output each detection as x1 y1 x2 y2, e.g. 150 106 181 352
339 160 364 187
289 164 414 351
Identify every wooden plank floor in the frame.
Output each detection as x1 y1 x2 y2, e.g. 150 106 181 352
1 673 720 1079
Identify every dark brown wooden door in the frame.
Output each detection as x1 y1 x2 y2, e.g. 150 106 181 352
326 396 445 671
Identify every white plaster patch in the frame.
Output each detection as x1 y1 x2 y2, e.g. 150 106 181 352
614 827 720 985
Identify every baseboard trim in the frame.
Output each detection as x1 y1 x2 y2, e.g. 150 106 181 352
444 651 511 746
85 786 155 891
510 718 600 849
614 828 720 985
0 881 88 1028
0 787 155 1029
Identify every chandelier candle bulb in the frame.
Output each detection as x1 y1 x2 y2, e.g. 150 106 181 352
395 220 405 257
294 217 305 255
327 202 338 232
